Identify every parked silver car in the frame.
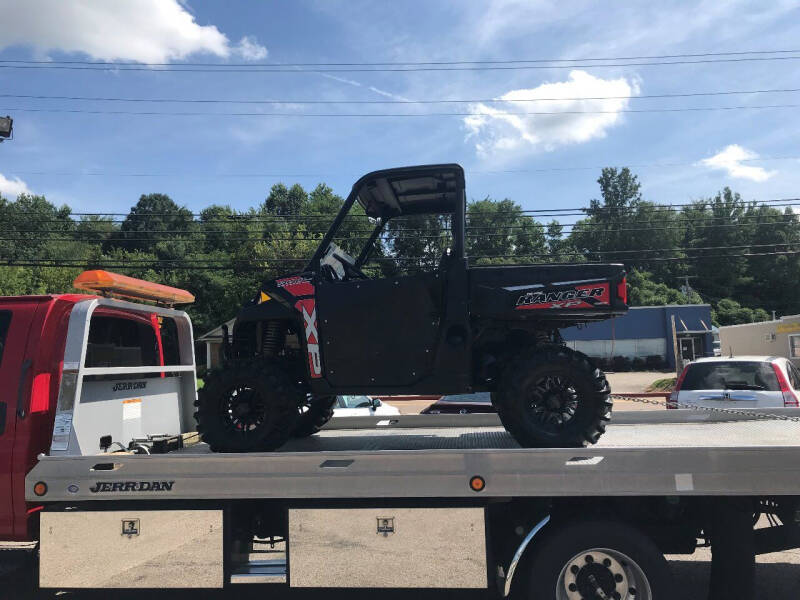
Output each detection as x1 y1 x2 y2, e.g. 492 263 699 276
669 356 800 409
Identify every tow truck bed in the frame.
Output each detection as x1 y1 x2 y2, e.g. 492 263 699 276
27 412 800 502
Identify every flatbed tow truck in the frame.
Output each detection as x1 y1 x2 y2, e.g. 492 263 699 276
3 276 800 599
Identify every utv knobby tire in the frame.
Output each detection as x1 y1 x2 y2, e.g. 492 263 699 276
194 360 301 452
292 395 336 438
522 520 673 599
492 346 611 448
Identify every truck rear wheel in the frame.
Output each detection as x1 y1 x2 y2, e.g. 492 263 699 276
524 520 673 600
492 346 611 448
292 395 336 437
194 360 301 452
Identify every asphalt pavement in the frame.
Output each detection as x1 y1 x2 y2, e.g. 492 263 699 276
3 553 798 600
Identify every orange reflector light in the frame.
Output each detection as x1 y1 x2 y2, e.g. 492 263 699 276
33 482 47 497
30 372 51 413
470 475 486 492
73 270 195 305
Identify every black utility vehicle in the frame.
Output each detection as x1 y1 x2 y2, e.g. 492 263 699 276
195 164 628 451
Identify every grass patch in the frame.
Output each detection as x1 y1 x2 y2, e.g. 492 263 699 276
647 377 676 392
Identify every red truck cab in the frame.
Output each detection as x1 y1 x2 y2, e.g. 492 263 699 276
0 272 195 541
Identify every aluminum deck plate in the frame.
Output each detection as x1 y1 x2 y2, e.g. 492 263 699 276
27 414 800 503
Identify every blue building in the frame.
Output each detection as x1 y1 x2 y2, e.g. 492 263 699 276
561 304 714 369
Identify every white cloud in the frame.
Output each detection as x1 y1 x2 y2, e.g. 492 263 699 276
0 173 32 198
470 0 583 47
0 0 267 63
698 145 776 182
234 36 268 61
463 70 638 158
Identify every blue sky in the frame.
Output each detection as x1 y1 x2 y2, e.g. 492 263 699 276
0 0 799 215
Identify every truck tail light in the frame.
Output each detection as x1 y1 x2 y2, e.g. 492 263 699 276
668 365 689 408
616 277 627 305
30 373 52 413
772 363 799 407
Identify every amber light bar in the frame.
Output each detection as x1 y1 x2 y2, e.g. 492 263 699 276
73 270 195 305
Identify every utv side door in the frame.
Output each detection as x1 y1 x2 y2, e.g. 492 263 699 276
0 303 38 539
315 271 443 387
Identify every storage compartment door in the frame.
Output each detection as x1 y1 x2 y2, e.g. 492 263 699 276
289 507 487 588
40 510 223 588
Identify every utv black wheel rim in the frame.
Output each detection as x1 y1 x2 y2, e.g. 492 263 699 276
221 384 267 434
297 395 312 416
527 374 579 431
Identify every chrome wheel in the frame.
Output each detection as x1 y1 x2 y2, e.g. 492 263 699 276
556 548 652 600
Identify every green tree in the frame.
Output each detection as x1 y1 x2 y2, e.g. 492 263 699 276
739 205 800 315
680 188 750 305
466 197 545 265
384 214 447 274
107 193 197 256
545 220 583 262
262 183 307 216
0 193 76 261
626 269 702 306
570 167 683 282
713 298 770 326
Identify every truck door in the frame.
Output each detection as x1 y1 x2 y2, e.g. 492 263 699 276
0 303 37 539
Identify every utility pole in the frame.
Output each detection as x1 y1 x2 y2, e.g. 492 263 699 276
671 314 681 377
679 275 698 300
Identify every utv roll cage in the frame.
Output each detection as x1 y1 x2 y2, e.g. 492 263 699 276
306 164 466 272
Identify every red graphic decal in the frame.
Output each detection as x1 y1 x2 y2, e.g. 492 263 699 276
295 299 322 378
277 276 314 297
516 283 610 310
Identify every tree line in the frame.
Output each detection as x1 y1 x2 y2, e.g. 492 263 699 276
0 167 792 333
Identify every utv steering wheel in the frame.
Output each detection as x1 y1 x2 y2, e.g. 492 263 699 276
333 254 368 280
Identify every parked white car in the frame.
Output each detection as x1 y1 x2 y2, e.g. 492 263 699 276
332 395 401 417
669 355 800 409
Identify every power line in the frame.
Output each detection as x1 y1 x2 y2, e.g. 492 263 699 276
472 249 800 262
8 203 799 224
4 104 800 117
3 241 797 255
1 196 795 218
2 211 798 236
3 212 799 240
4 249 800 271
3 218 799 237
2 55 800 73
2 49 798 68
4 86 800 105
10 157 798 178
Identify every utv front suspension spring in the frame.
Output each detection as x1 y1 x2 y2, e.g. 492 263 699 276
261 321 285 357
